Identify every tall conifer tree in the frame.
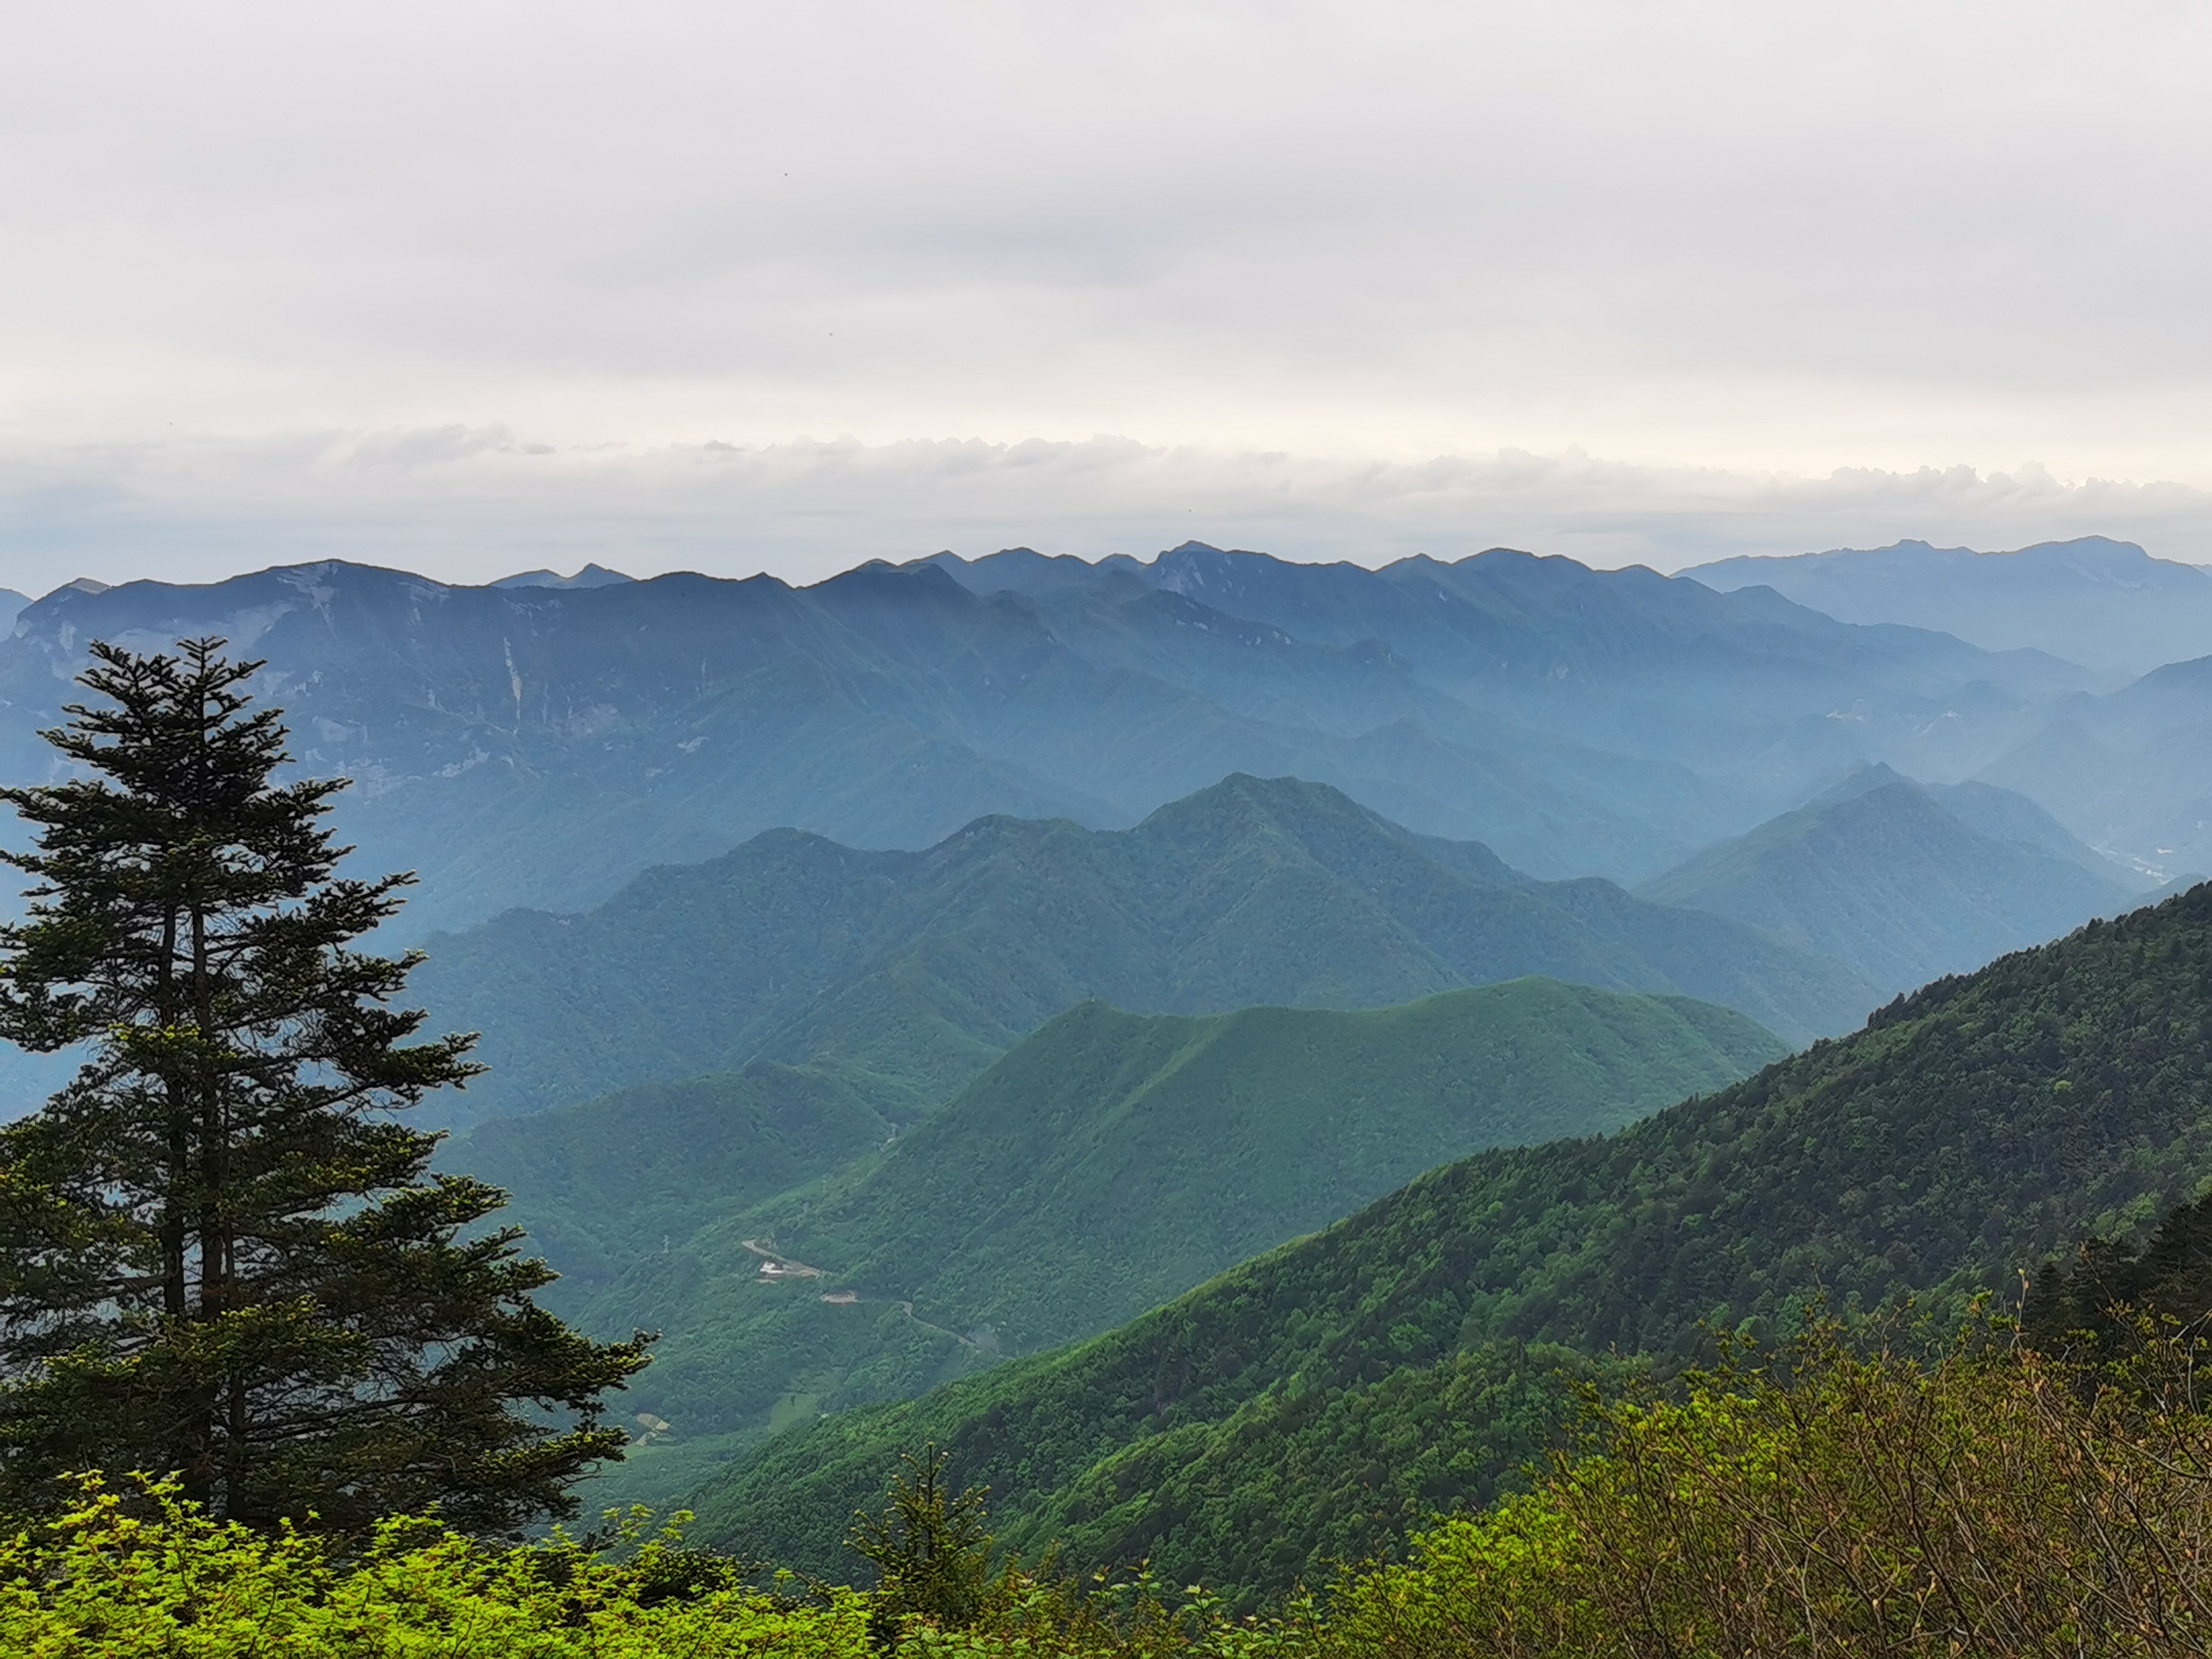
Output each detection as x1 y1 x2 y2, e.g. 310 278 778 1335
0 638 649 1532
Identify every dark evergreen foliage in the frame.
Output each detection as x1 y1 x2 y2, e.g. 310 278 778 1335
847 1444 995 1647
2026 1187 2212 1357
0 638 649 1533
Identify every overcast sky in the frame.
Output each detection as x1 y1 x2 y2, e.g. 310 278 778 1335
4 1 2208 591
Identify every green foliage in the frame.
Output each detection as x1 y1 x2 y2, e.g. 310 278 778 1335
560 981 1779 1504
756 985 1784 1349
1317 1321 2212 1657
2025 1184 2212 1360
0 638 647 1533
0 1472 1298 1658
31 1324 2212 1657
689 883 2212 1601
1003 1344 1624 1614
35 1318 2212 1654
849 1446 994 1644
0 1473 876 1657
418 772 1872 1122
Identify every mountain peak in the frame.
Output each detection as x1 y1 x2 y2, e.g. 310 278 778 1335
1640 766 2139 993
488 563 634 590
1136 771 1373 835
1806 760 1916 809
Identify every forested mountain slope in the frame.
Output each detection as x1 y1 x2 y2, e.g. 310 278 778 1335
689 882 2212 1594
509 979 1780 1510
447 1064 895 1295
1639 763 2147 992
415 775 1875 1121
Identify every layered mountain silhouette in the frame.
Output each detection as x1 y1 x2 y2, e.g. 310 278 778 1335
928 541 2091 786
0 545 2100 933
1980 652 2212 885
1639 763 2150 993
413 774 1880 1123
1686 536 2212 680
692 882 2212 1596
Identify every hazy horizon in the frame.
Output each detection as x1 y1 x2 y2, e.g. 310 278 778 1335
10 518 2208 608
5 3 2210 592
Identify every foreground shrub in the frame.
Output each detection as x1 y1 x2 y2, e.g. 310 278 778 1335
1322 1319 2212 1658
32 1315 2212 1656
0 1474 1305 1658
0 1475 874 1657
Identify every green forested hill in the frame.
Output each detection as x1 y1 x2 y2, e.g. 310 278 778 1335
688 882 2210 1597
528 979 1781 1511
445 1064 894 1295
740 985 1783 1353
1638 763 2143 993
417 774 1875 1121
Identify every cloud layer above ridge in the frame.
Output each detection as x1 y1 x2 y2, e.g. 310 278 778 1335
7 433 2205 594
3 1 2209 585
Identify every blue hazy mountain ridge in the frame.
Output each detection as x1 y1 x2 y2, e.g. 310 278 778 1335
409 774 1882 1124
1979 651 2212 885
0 545 2107 937
0 560 1113 934
1637 763 2151 994
926 543 2093 779
1684 536 2212 680
488 563 637 589
454 979 1788 1509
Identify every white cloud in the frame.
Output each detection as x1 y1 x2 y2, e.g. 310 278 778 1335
2 431 2204 595
1 2 2208 585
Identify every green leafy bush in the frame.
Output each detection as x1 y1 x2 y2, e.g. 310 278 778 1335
26 1314 2212 1657
0 1473 1304 1658
1321 1318 2212 1657
0 1476 874 1657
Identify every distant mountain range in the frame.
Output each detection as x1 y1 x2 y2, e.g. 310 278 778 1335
0 544 2106 935
458 977 1785 1510
1980 653 2212 886
689 881 2212 1601
926 542 2091 814
1685 536 2212 680
412 774 1880 1123
1638 762 2153 993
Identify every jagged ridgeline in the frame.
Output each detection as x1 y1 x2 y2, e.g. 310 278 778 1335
686 883 2212 1604
0 543 2130 943
457 979 1785 1508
